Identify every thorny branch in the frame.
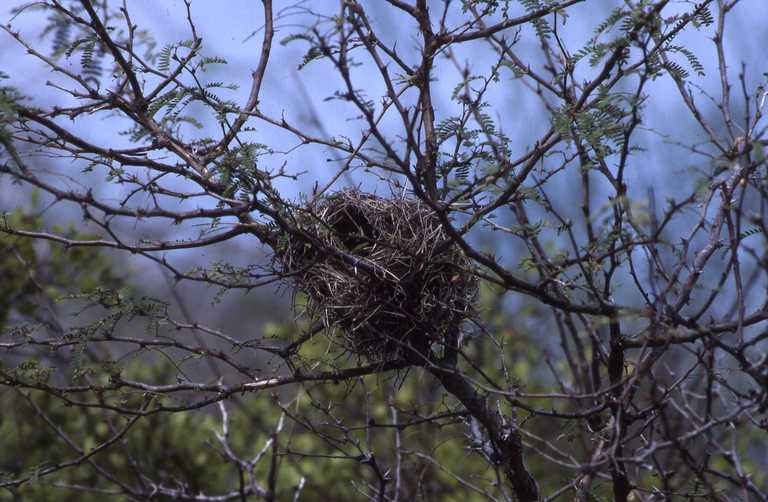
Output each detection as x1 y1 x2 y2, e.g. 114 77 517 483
1 0 767 500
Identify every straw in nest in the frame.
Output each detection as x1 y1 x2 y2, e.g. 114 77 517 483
276 190 477 362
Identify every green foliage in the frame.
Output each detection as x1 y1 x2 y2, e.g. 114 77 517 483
0 71 21 142
569 1 714 86
552 90 636 160
59 34 105 79
280 33 327 71
157 43 174 73
2 1 764 499
0 378 468 500
435 96 514 199
461 0 513 17
0 275 575 500
130 38 241 142
0 373 232 501
215 142 273 201
668 45 706 77
0 212 38 327
519 0 553 40
0 198 123 330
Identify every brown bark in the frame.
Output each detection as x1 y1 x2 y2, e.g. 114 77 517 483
431 366 539 501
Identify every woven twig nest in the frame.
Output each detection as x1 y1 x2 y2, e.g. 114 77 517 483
275 190 478 362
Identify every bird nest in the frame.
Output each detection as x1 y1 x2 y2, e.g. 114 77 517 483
275 190 478 363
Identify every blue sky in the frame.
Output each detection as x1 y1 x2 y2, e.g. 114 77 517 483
3 0 764 198
2 1 765 319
